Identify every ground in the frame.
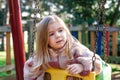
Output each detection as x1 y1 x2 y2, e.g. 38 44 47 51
0 74 16 80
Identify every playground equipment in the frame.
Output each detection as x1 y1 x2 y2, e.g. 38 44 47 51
8 0 25 80
28 0 111 80
1 0 120 80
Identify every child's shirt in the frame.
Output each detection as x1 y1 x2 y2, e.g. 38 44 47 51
24 42 102 80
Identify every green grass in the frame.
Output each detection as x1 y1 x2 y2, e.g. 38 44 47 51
0 71 16 77
0 43 29 77
0 50 15 77
110 64 120 72
0 51 14 63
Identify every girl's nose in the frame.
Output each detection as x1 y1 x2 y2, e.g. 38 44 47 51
55 32 60 37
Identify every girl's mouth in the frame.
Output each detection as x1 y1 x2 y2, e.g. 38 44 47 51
55 41 67 52
56 40 63 43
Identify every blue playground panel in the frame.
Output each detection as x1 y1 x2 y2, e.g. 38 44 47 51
71 31 78 39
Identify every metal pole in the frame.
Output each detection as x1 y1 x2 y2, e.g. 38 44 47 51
8 0 26 80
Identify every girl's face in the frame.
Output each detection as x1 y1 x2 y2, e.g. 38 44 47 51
48 21 67 50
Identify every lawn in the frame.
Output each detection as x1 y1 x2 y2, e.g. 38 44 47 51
0 43 29 77
0 50 15 77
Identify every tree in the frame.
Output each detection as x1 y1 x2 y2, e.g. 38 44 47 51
106 0 120 26
20 0 120 26
43 0 98 25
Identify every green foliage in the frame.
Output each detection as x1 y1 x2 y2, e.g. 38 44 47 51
45 0 98 25
100 55 120 64
112 68 120 72
20 0 120 26
0 0 120 26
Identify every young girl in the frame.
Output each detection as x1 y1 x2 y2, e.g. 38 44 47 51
24 15 102 80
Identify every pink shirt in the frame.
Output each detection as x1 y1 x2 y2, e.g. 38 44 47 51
24 42 102 80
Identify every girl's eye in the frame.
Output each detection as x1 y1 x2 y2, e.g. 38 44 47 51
58 29 63 32
49 33 54 36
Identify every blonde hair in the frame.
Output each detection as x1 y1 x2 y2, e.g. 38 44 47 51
36 15 74 65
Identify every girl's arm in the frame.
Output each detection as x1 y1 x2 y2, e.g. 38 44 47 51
71 43 102 76
24 56 45 80
66 63 83 75
76 55 102 75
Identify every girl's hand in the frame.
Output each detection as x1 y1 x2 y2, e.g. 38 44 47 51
66 64 83 75
76 57 92 71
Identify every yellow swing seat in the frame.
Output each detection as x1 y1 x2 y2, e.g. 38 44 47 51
44 68 95 80
44 60 111 80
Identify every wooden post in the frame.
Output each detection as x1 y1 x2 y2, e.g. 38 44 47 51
76 25 81 42
78 31 82 42
6 32 11 74
112 28 118 56
90 31 95 52
81 22 88 46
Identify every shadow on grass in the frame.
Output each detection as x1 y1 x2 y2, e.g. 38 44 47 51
0 70 16 80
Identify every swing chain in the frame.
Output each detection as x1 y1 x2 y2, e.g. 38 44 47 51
33 0 41 14
29 0 41 57
92 26 98 71
99 0 109 62
103 25 109 62
98 0 106 24
92 0 106 71
98 0 108 62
